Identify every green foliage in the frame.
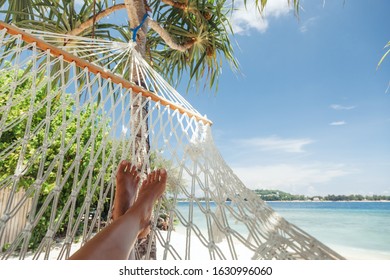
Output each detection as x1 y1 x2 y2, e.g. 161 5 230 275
378 41 390 68
322 194 390 201
254 189 390 201
255 189 306 201
146 0 238 91
0 67 111 249
0 0 36 23
0 66 182 249
0 0 109 35
0 0 300 93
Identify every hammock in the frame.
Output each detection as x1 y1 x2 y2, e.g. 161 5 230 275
0 22 344 260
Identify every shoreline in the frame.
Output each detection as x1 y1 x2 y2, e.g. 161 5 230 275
265 200 390 203
330 244 390 260
176 200 390 203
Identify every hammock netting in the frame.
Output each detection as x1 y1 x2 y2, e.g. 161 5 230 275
0 23 344 260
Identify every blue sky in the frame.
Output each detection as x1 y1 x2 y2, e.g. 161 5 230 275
5 0 389 196
183 0 390 196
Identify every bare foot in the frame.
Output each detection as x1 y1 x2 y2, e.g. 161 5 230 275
130 169 167 238
112 160 140 221
68 167 167 260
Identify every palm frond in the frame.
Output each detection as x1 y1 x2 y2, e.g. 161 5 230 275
378 41 390 69
0 0 299 93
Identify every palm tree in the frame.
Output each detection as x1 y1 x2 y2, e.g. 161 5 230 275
0 0 300 89
0 0 300 259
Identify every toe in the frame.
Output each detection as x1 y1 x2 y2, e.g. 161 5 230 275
129 165 136 176
118 160 128 172
159 169 167 182
155 169 161 182
148 171 156 183
125 161 132 172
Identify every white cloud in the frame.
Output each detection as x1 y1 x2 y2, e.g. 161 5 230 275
122 125 128 134
329 121 346 126
330 104 356 110
230 0 292 35
221 134 358 195
299 17 317 33
237 136 313 153
232 163 350 191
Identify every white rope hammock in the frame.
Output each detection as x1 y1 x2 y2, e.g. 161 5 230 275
0 22 344 260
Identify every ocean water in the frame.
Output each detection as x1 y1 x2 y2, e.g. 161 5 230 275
174 201 390 259
268 201 390 259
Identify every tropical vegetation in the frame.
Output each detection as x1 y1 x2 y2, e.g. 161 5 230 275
0 67 112 249
0 0 300 91
255 189 390 201
0 67 181 250
0 0 301 258
2 0 387 259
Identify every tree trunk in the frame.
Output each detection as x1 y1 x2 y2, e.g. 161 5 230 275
124 0 156 260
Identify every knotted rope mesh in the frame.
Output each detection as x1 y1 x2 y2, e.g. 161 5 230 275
0 23 344 260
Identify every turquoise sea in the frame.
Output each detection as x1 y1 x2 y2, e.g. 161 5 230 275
175 201 390 259
268 201 390 259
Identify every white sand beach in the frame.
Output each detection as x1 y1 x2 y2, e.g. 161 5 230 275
7 229 390 260
330 244 390 260
155 230 390 260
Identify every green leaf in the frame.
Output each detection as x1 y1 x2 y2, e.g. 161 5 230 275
378 42 390 69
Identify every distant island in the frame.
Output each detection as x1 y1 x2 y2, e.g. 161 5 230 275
255 189 390 201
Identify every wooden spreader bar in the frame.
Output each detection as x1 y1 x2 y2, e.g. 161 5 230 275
0 21 212 126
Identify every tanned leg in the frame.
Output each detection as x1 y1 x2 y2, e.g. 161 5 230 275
112 160 140 221
69 168 167 260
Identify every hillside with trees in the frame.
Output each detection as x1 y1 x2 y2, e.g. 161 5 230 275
255 189 390 201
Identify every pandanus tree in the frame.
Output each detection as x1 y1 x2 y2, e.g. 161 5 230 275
0 0 300 89
0 0 300 259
